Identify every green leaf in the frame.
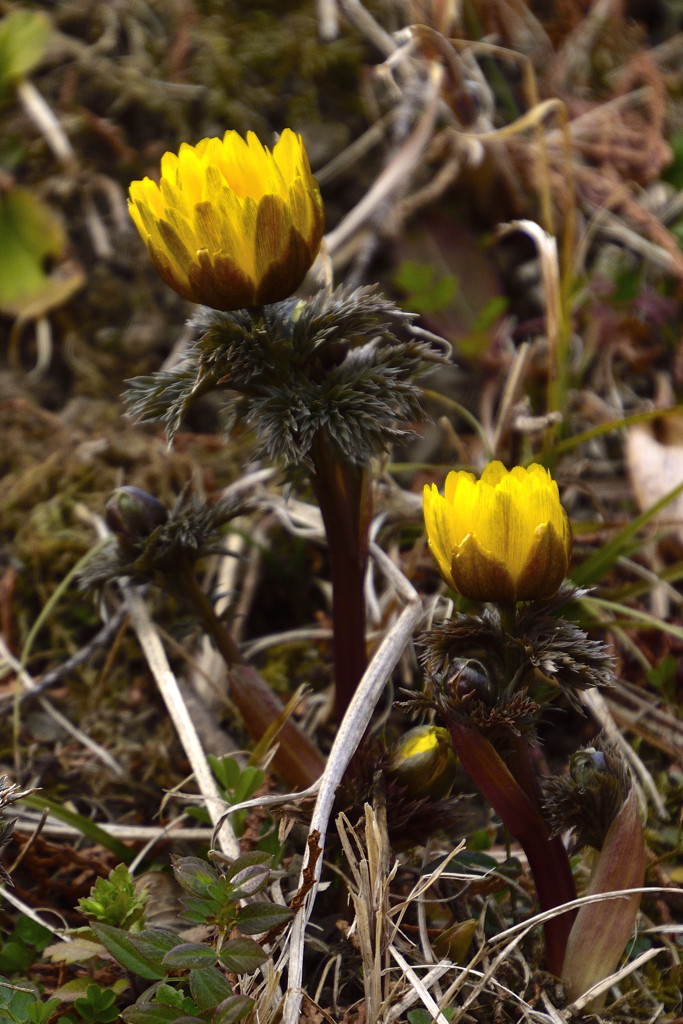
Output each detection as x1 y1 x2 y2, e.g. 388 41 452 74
213 995 254 1024
0 188 62 311
582 596 683 644
172 857 220 899
208 755 240 792
153 986 184 1009
162 943 218 970
229 863 270 900
647 655 677 690
79 863 147 929
121 1004 186 1024
0 938 33 973
233 767 264 804
235 902 293 935
15 915 53 951
91 923 165 981
188 967 232 1010
44 937 104 965
471 295 508 332
224 852 271 882
179 896 217 924
25 998 61 1024
218 937 267 974
129 930 183 969
0 10 51 88
663 129 683 190
20 795 135 865
571 476 683 587
394 259 458 315
407 1009 455 1024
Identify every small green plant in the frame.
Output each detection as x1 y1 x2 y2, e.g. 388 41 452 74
78 864 148 931
61 986 119 1024
71 852 294 1024
0 986 60 1024
187 755 283 860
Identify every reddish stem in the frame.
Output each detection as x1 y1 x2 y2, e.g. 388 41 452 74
310 432 371 723
445 720 577 975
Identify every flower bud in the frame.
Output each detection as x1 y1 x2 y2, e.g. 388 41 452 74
423 461 572 603
569 747 607 788
387 725 457 800
451 659 496 705
105 486 168 542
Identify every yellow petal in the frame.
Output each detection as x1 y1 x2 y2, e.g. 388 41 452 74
451 533 516 603
423 484 457 589
515 521 569 601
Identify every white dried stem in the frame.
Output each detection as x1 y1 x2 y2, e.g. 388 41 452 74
316 0 339 41
338 0 397 56
121 584 239 860
17 80 77 169
13 815 214 842
491 341 531 456
0 884 70 940
566 947 662 1014
388 946 451 1024
384 962 452 1022
325 63 444 256
497 219 561 394
282 542 423 1024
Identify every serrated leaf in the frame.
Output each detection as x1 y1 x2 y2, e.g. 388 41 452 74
172 857 220 898
218 937 267 974
189 967 232 1010
91 923 165 981
153 985 185 1008
213 995 254 1024
235 902 293 935
44 938 105 964
162 943 217 969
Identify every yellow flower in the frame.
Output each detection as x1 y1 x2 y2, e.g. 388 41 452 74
128 129 325 311
423 461 572 603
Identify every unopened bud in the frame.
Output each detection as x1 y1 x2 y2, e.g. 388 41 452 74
105 486 168 542
452 659 496 704
387 725 457 800
569 747 607 788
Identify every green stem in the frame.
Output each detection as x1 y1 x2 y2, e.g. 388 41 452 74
310 431 371 723
181 567 325 790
